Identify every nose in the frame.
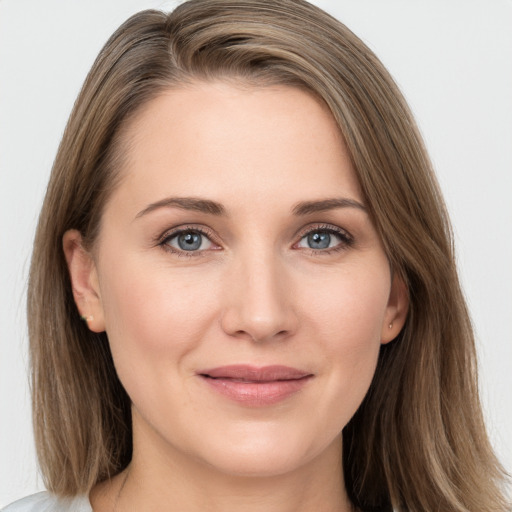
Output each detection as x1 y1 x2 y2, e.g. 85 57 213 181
220 251 298 343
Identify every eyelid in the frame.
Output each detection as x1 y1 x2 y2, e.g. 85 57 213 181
295 223 353 242
154 222 353 256
155 224 221 255
293 223 354 252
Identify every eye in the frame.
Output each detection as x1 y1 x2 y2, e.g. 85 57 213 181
161 228 215 254
296 226 352 252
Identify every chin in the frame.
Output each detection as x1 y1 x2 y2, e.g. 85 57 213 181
207 451 310 479
190 423 341 479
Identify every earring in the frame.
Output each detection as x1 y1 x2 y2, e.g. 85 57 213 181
388 323 393 329
80 314 94 323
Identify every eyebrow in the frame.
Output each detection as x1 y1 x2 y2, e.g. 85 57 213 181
135 195 366 220
292 198 366 215
135 197 226 219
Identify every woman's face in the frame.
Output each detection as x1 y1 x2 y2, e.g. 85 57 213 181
66 82 407 478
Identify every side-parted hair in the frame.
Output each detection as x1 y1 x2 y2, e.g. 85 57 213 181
28 1 509 510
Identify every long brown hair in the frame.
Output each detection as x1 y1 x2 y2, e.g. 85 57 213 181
27 1 509 510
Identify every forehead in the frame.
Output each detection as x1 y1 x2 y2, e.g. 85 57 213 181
106 82 362 216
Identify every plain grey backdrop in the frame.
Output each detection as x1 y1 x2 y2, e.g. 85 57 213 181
1 0 511 506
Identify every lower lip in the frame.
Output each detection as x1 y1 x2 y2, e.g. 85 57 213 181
200 376 312 406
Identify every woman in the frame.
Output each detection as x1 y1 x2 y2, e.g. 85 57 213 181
2 0 509 511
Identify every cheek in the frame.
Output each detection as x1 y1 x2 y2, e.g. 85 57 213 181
98 257 220 368
302 264 389 407
305 263 390 346
97 262 225 428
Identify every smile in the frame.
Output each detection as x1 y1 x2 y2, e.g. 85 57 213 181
197 365 314 406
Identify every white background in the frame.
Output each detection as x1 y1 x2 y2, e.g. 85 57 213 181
1 0 511 506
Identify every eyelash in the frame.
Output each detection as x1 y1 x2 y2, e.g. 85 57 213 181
295 224 354 256
156 223 354 257
156 225 217 258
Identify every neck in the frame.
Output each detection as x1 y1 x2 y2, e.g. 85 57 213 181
91 415 352 512
92 446 351 512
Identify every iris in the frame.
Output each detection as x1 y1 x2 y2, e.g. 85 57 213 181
308 232 331 249
178 232 202 251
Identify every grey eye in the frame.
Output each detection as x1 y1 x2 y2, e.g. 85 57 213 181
297 229 347 251
307 231 331 249
166 231 213 252
177 232 202 250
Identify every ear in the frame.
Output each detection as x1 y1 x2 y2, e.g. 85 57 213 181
381 273 409 344
62 229 106 333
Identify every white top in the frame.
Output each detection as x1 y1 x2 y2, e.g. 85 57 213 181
1 492 92 512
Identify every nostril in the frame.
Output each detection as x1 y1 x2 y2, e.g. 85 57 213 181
219 296 298 342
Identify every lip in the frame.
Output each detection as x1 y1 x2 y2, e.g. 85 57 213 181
197 365 314 406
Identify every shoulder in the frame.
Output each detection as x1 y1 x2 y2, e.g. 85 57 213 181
1 492 92 512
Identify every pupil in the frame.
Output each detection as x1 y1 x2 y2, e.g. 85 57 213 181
308 232 330 249
178 232 201 251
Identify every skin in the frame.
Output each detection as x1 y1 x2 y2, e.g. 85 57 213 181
64 82 408 512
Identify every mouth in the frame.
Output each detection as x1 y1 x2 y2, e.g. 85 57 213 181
197 365 314 406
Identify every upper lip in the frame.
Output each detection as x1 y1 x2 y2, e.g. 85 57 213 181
198 365 312 382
